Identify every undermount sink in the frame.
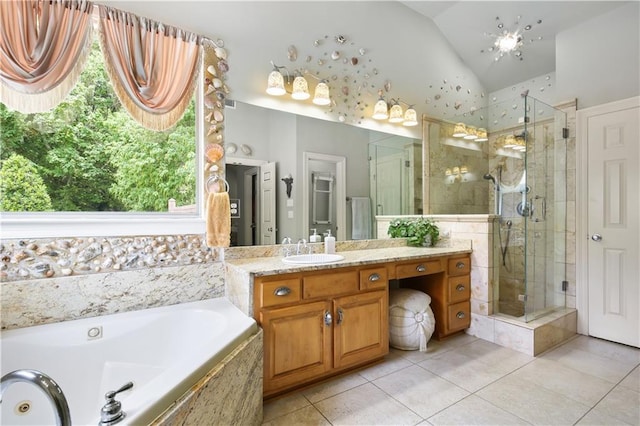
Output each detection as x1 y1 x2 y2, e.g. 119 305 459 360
282 253 345 265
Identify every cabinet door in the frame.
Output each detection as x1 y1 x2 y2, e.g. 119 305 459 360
333 290 388 369
262 300 332 395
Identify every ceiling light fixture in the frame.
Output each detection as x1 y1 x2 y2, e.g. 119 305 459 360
481 16 543 62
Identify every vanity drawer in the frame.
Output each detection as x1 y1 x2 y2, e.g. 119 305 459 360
448 275 470 304
260 278 301 308
447 256 470 276
447 301 471 331
303 271 358 299
359 266 388 291
396 259 443 279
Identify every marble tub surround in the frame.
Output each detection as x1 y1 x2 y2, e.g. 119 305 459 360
0 234 218 283
1 262 225 330
224 239 472 318
153 329 263 426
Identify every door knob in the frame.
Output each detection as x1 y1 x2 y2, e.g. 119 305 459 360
591 234 603 242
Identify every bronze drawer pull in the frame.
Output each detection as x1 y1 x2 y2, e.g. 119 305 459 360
273 286 291 296
416 264 426 272
456 284 466 292
368 273 381 282
456 261 466 269
456 311 466 319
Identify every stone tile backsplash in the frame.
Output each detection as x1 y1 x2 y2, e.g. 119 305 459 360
1 234 217 283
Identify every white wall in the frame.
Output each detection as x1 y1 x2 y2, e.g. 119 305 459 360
556 2 640 109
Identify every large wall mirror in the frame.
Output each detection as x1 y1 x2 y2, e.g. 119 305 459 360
224 101 424 246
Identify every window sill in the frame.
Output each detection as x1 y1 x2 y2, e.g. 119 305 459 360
1 213 205 239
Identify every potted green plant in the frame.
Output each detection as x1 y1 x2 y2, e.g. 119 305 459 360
387 217 440 247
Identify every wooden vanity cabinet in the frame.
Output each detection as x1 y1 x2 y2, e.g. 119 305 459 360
255 266 389 397
395 255 471 339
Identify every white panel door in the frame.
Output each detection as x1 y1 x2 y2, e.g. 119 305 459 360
260 161 277 245
587 100 639 347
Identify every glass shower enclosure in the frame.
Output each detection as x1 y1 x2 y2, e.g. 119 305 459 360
487 96 568 322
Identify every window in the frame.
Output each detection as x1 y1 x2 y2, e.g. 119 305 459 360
1 30 204 238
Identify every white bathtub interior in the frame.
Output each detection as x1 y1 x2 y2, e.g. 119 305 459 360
1 298 257 425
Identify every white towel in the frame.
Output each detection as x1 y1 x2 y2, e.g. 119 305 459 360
351 197 371 240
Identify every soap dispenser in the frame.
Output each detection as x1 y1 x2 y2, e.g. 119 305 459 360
324 230 336 254
309 229 321 243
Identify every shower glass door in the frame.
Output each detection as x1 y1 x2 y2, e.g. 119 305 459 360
522 96 567 321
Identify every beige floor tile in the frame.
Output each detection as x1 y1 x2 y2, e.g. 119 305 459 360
314 382 423 425
428 395 530 426
262 405 331 426
455 338 535 370
373 364 469 419
357 350 414 381
564 335 640 365
576 408 633 426
541 344 637 384
592 385 640 425
476 374 590 425
418 350 508 392
620 365 640 392
263 392 311 422
510 357 616 406
301 373 368 404
392 334 479 365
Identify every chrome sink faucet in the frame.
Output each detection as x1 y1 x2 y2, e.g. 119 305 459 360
296 238 311 255
1 369 71 426
281 237 293 257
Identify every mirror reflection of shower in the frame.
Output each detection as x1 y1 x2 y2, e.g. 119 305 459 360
483 164 502 215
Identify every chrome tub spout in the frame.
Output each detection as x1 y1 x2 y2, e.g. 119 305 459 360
1 369 71 426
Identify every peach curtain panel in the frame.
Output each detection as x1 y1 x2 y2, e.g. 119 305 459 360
0 0 94 113
97 6 201 131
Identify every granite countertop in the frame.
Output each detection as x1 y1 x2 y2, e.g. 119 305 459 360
224 240 472 277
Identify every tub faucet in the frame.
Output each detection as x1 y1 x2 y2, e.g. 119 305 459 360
1 369 71 426
99 381 133 426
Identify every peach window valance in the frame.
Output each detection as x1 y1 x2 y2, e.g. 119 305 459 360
0 0 94 113
97 6 202 131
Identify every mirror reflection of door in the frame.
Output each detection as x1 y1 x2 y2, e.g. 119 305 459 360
226 159 276 246
260 162 277 244
302 152 346 242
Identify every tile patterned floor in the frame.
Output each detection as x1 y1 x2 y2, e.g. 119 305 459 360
262 334 640 426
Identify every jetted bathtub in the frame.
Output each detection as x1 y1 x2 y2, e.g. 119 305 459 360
0 298 258 425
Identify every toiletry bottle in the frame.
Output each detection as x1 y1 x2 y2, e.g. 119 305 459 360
324 230 336 254
310 229 321 243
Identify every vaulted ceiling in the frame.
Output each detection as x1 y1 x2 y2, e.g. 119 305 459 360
100 1 629 131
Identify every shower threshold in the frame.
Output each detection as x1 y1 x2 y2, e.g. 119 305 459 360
472 308 577 356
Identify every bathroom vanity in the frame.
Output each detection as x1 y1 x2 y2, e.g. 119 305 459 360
224 241 472 398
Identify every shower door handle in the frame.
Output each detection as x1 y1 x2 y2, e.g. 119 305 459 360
591 234 603 242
